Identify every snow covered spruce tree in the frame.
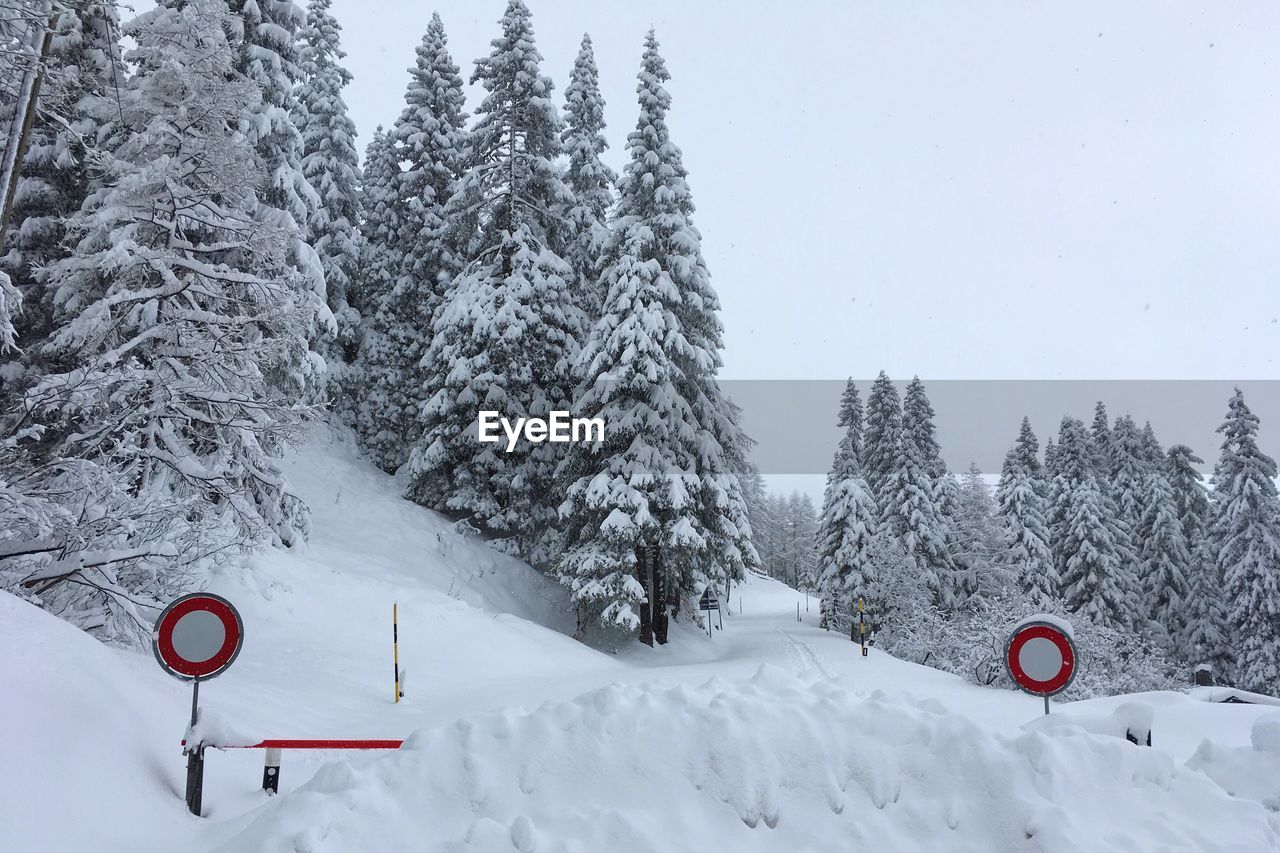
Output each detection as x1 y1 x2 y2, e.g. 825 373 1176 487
823 378 863 496
560 33 617 324
1138 462 1191 651
738 459 775 566
1044 436 1058 480
1097 414 1145 622
817 377 869 627
996 417 1058 605
838 377 865 461
410 0 582 559
1089 401 1112 479
1168 443 1230 672
781 491 819 589
556 31 756 643
953 461 1008 596
226 0 330 401
862 370 900 506
1211 389 1280 693
353 15 466 471
1108 415 1148 552
347 126 402 462
879 377 956 607
816 449 878 631
2 0 311 641
1050 417 1131 628
295 0 362 371
0 3 122 354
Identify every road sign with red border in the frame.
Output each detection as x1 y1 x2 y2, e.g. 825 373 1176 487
152 593 243 681
1005 619 1077 696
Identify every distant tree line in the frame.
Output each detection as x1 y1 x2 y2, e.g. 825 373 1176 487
799 374 1279 696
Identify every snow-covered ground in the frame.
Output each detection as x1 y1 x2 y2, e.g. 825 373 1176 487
2 428 1278 851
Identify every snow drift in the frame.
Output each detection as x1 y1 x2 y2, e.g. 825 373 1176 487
213 667 1277 853
1187 715 1280 811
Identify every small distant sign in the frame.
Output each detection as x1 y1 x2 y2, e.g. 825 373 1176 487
152 593 244 681
698 590 719 611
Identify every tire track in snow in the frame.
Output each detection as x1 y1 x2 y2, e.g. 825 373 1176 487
775 627 835 680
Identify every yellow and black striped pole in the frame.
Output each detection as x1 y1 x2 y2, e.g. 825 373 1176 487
393 602 401 703
858 598 867 657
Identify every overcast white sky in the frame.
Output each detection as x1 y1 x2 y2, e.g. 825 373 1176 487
331 0 1280 383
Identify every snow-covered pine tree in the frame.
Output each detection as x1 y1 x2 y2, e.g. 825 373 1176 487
1168 443 1230 672
1044 436 1058 481
410 1 582 562
0 272 16 353
1140 422 1164 466
555 30 756 639
1105 414 1148 626
560 33 616 325
4 0 311 641
1 3 122 353
226 0 330 401
1051 418 1129 628
996 417 1058 606
351 127 400 320
862 370 900 507
1108 415 1147 538
738 460 775 570
821 380 860 508
880 377 955 607
1089 401 1112 478
757 492 789 578
1211 389 1280 693
1139 464 1191 652
954 461 1009 597
352 15 466 472
816 449 878 631
781 491 819 590
392 11 467 328
346 126 405 467
836 377 864 465
295 0 362 369
817 377 870 627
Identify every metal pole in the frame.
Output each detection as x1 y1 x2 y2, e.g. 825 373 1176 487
185 678 204 816
1043 693 1050 716
262 747 282 794
393 602 401 703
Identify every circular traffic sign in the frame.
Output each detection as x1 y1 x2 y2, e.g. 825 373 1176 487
1005 619 1077 696
152 593 243 681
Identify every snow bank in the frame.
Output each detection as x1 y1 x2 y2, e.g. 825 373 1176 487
1186 715 1280 810
1023 701 1155 744
1187 686 1280 707
0 591 195 851
214 667 1275 853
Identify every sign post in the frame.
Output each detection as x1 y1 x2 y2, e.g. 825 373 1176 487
393 602 402 703
698 589 720 638
152 592 244 816
858 598 867 657
1004 617 1077 715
